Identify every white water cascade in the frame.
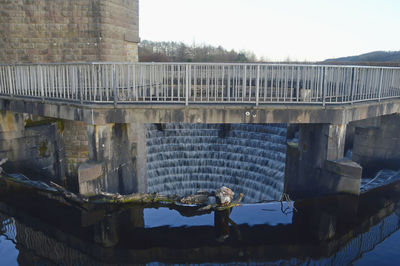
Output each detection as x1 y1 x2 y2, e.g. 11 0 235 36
146 123 287 203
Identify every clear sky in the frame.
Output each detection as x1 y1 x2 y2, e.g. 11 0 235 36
140 0 400 61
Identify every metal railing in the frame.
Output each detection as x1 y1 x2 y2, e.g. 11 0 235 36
0 62 399 106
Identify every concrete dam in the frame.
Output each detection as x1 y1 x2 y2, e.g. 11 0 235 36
1 60 400 200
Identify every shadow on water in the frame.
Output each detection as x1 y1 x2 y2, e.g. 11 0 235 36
0 181 400 265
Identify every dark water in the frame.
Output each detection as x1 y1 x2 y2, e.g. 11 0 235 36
1 181 400 265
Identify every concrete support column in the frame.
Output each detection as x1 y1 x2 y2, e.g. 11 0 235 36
61 120 89 188
128 123 147 193
285 123 362 199
298 123 347 181
78 123 146 195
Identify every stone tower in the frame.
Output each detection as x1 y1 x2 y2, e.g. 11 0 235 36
0 0 139 63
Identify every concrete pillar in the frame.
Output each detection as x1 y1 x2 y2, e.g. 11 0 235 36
77 123 146 195
128 123 148 193
285 123 362 199
352 114 400 177
61 120 89 189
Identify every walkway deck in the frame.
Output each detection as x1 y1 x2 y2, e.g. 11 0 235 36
0 63 399 124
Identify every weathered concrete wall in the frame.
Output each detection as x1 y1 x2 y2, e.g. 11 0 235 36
127 123 147 193
345 116 381 154
78 123 144 195
353 114 400 177
0 111 26 168
0 112 64 182
284 123 362 199
0 0 139 63
0 111 145 194
322 159 362 195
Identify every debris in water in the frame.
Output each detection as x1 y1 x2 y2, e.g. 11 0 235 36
216 186 234 206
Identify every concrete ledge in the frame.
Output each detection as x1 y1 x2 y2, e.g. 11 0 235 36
322 159 362 195
0 97 400 125
78 162 103 183
325 159 362 180
78 162 104 195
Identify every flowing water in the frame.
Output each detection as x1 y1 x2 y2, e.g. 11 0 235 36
146 123 287 202
345 149 400 192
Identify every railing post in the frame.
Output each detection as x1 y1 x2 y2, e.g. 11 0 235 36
350 67 355 104
38 65 44 102
185 64 189 106
322 66 327 107
78 67 83 105
256 65 260 106
296 66 300 102
7 66 13 98
378 67 383 102
112 64 117 107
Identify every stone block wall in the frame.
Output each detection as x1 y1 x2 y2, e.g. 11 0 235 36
101 0 139 62
0 0 139 63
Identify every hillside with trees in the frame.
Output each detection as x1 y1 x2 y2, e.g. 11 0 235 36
138 40 258 62
139 41 400 67
324 51 400 66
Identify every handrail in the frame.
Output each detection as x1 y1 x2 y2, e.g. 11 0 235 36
0 63 399 106
1 62 400 70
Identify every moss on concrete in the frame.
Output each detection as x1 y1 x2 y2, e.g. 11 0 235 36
39 141 48 157
57 120 65 133
25 118 57 128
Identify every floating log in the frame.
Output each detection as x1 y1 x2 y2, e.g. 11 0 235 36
180 190 211 205
199 193 244 211
1 173 244 214
88 191 181 205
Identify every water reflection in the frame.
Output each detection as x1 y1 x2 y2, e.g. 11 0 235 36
0 182 400 265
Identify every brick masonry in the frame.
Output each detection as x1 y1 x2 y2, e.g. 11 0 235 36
0 0 139 63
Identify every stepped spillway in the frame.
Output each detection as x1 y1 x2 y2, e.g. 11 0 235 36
146 124 287 203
